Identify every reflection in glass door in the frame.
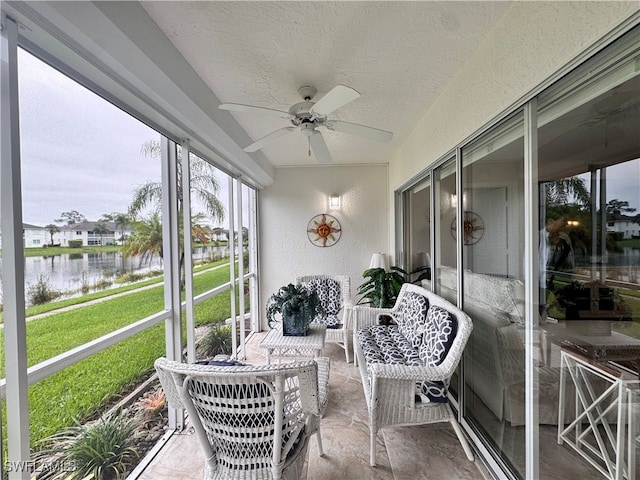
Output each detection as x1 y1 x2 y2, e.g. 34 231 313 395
535 26 640 479
461 113 525 477
402 177 432 287
434 158 457 304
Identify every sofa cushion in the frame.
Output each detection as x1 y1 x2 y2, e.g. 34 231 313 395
395 292 429 348
358 325 422 366
495 324 525 385
415 381 448 403
307 277 341 328
464 273 524 324
358 325 446 403
419 305 457 367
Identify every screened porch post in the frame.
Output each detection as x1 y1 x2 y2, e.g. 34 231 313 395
181 140 196 363
1 14 30 480
162 137 184 430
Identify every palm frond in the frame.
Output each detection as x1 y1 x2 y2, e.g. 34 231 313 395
128 182 162 219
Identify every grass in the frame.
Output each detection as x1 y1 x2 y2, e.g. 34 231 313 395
23 245 122 257
1 257 229 321
21 242 226 258
1 261 237 448
619 238 640 249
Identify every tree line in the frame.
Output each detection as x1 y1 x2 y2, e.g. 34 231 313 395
41 140 239 264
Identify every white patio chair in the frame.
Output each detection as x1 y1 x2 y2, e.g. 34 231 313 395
155 357 329 480
296 275 353 362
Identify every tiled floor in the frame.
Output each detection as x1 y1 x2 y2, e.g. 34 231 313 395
133 332 490 480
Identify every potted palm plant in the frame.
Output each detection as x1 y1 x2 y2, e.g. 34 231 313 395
357 265 431 308
266 283 324 336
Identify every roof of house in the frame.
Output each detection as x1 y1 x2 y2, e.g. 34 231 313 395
23 223 43 230
61 221 117 232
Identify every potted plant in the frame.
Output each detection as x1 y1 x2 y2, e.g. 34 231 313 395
266 283 324 336
357 265 431 308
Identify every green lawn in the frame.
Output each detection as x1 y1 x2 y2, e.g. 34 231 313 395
1 257 229 321
23 245 122 257
1 262 236 447
619 238 640 249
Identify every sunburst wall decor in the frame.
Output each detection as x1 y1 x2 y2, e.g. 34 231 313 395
307 213 341 247
450 211 484 245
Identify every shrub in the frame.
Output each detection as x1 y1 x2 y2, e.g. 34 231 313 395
27 273 61 306
80 271 90 294
93 279 113 290
197 325 233 358
135 388 166 421
32 410 140 480
114 272 146 284
68 240 83 248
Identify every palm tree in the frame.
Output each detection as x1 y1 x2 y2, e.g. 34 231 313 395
99 212 131 244
44 224 60 246
92 223 110 246
122 212 163 267
128 140 225 224
113 213 131 245
544 176 590 207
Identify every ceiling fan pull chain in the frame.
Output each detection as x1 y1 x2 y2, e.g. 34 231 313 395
308 136 311 157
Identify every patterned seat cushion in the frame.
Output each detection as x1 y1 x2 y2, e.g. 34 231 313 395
307 278 342 328
395 292 429 348
358 325 447 403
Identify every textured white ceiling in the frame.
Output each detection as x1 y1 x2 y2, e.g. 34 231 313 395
141 1 512 167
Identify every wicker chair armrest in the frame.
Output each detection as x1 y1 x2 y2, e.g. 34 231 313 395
340 302 353 327
154 357 185 409
351 305 396 330
314 357 330 415
368 362 450 382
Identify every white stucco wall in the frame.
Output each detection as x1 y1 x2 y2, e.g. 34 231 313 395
259 164 388 329
391 3 638 188
389 2 639 250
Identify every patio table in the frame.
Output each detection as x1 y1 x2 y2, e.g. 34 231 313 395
260 324 327 365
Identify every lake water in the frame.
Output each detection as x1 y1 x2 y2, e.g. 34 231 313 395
0 245 229 302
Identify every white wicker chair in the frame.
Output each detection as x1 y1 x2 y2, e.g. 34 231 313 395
296 275 353 362
352 283 475 466
155 357 329 480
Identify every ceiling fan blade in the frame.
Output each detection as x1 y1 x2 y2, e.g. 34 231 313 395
309 131 332 163
243 127 296 152
326 120 393 143
310 85 360 117
219 103 293 120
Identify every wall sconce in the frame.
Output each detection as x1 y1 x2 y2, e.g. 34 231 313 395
329 194 341 209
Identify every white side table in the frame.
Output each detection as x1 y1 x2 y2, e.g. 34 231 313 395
627 382 640 480
260 324 327 365
557 347 636 480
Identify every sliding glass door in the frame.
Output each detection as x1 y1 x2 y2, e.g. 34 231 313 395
397 23 639 480
434 158 457 304
401 176 432 286
461 113 525 476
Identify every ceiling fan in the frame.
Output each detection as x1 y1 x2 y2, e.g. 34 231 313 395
219 85 393 163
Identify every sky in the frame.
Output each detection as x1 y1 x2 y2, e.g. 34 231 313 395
17 48 235 229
